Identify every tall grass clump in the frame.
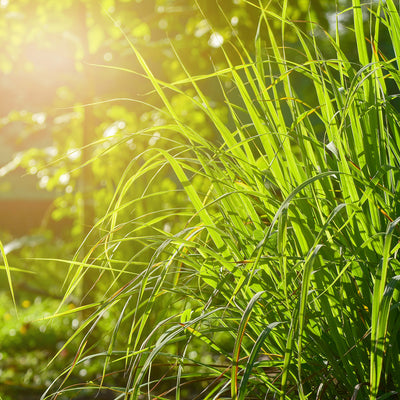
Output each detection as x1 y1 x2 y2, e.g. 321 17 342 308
43 1 400 399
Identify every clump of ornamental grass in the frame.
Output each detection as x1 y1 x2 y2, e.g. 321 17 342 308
43 1 400 399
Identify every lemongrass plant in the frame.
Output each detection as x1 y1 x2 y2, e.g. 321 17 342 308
43 0 400 399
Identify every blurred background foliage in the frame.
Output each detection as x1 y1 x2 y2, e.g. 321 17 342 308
0 0 370 398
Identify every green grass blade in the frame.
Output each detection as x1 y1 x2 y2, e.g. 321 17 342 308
238 321 283 400
0 239 16 310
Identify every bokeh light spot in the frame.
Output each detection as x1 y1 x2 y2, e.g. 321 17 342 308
22 300 31 308
208 32 224 48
